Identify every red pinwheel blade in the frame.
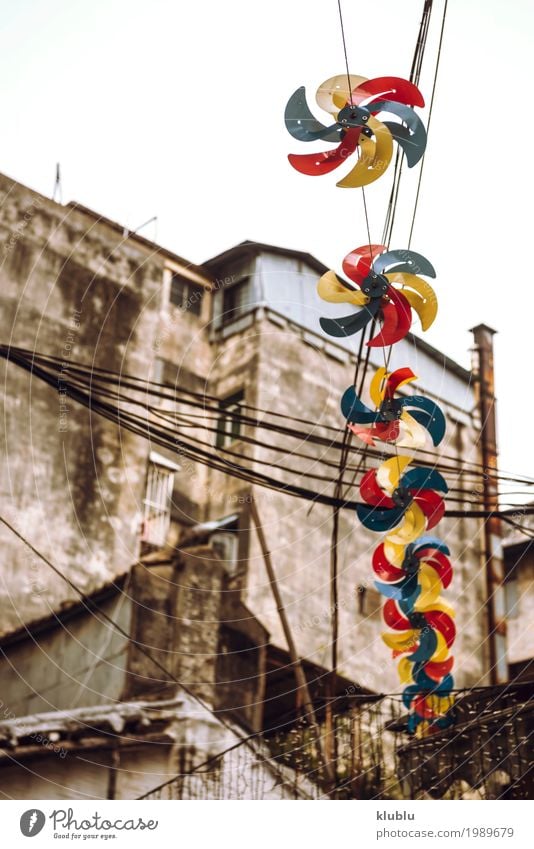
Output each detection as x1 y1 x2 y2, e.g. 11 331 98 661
347 423 376 445
372 545 405 582
387 287 413 335
424 656 454 682
367 301 399 347
360 469 395 508
418 549 452 588
349 421 398 446
373 421 401 442
367 289 412 347
288 128 360 176
425 611 456 648
383 599 411 630
352 77 425 108
342 244 387 286
413 491 445 529
393 645 418 658
384 367 416 399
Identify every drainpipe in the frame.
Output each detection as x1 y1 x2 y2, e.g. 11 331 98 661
470 324 508 684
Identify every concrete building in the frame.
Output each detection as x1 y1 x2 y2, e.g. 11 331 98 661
0 171 505 798
503 513 534 682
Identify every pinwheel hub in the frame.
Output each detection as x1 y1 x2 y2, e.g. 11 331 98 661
361 273 389 299
337 104 371 127
392 485 412 509
379 397 402 422
402 551 420 574
408 612 427 629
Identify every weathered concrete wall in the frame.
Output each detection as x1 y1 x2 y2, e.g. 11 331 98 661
0 694 312 800
0 590 132 717
505 543 534 666
0 178 491 705
235 310 488 693
0 174 167 632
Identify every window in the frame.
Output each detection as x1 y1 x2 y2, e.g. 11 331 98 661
141 452 178 546
169 273 204 315
216 391 244 448
222 278 250 324
504 580 519 619
356 584 381 619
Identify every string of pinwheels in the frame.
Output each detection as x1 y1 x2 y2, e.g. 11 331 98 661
284 4 455 737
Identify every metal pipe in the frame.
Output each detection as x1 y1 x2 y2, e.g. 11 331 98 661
470 324 508 684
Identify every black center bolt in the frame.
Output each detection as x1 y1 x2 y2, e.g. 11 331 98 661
337 104 371 127
408 612 427 629
403 552 420 574
379 397 402 422
361 273 389 299
392 486 412 509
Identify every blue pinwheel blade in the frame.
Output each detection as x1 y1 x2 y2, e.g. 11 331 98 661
383 123 426 167
413 667 440 690
284 87 344 143
320 300 380 338
369 100 427 167
374 580 404 600
408 627 438 663
406 410 445 446
433 715 455 730
413 536 450 556
407 712 424 732
398 586 422 613
341 385 379 423
402 467 448 493
356 503 406 531
402 396 446 445
372 250 436 278
434 674 454 695
402 685 420 710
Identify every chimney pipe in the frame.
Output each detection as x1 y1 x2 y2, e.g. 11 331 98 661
470 324 507 684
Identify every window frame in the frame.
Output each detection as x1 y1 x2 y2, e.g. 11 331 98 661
216 390 244 449
141 451 179 547
221 277 250 325
169 273 204 315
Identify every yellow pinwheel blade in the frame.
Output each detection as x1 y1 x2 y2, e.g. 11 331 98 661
426 694 454 716
376 455 412 491
398 657 414 685
417 599 456 618
315 74 367 115
414 563 442 608
394 371 418 391
387 502 426 545
317 270 368 305
370 367 388 407
386 272 438 330
337 118 393 188
316 74 368 115
430 630 449 663
382 630 416 651
416 721 430 739
384 540 406 567
397 411 427 449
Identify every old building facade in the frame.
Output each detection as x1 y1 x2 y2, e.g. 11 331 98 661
0 171 501 798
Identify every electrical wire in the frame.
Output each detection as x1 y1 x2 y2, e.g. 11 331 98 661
3 345 534 516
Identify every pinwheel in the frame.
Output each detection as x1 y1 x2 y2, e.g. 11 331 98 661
317 244 437 344
283 65 454 738
341 366 446 448
374 535 455 733
356 456 448 544
285 74 427 187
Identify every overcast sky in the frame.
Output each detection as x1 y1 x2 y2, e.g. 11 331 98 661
0 0 533 492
